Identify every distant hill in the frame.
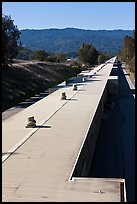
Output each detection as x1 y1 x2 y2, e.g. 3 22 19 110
20 28 134 55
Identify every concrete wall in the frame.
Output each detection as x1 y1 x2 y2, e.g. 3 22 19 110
108 66 119 95
107 77 119 95
70 66 120 179
62 60 119 178
71 86 108 178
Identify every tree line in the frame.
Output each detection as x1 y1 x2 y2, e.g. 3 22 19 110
2 15 112 71
118 32 135 73
2 14 21 68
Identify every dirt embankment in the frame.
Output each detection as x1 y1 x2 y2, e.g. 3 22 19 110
2 60 75 112
125 64 135 87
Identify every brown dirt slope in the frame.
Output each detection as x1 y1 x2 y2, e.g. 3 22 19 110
2 60 75 112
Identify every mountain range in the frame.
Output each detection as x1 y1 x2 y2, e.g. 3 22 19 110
20 28 134 56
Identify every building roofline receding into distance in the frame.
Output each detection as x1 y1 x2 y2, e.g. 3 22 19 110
3 56 133 202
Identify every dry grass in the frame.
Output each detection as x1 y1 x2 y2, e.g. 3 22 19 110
125 64 135 87
2 60 75 112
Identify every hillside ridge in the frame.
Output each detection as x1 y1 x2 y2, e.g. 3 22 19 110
20 28 134 55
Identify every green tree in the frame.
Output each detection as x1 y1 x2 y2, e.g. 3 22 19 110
118 32 135 74
45 55 57 62
2 14 21 67
119 33 135 63
98 54 106 64
34 50 48 61
16 47 35 60
124 35 135 62
70 61 82 74
78 43 99 65
55 52 65 63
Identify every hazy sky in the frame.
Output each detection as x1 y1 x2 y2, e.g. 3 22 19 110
2 2 135 30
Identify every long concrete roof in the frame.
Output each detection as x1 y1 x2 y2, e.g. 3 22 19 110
2 57 125 202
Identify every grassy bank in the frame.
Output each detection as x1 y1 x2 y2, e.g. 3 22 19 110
2 60 75 112
125 63 135 87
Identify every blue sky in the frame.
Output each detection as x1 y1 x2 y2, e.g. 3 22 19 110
2 2 135 30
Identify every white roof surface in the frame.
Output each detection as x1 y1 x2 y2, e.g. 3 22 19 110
3 57 124 202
